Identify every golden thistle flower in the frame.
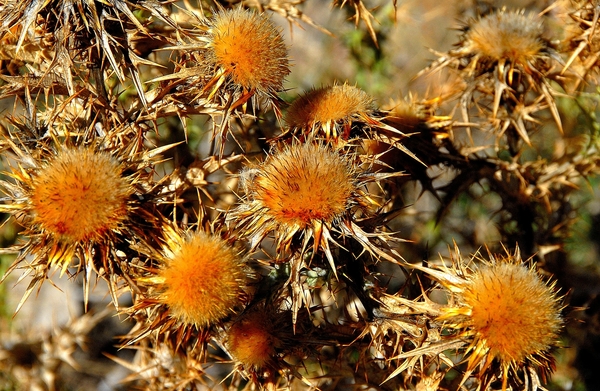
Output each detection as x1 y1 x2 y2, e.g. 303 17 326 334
228 142 399 274
226 308 278 370
412 246 562 390
140 226 251 328
29 148 131 244
282 84 422 164
152 8 290 155
284 84 375 140
0 138 157 310
207 8 290 98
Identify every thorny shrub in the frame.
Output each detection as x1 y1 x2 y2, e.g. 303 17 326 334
0 0 600 390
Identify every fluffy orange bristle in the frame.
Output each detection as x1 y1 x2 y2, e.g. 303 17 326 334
30 147 131 243
285 84 374 132
463 262 562 364
227 310 276 369
158 230 249 327
210 8 289 93
244 143 356 229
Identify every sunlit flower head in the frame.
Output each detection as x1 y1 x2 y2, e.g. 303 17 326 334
412 246 563 390
423 9 562 142
284 84 375 141
0 128 176 308
29 147 131 243
152 8 291 156
0 137 155 310
142 226 251 328
442 9 549 88
206 8 290 99
228 142 390 273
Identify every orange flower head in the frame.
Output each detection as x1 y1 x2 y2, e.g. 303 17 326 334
155 229 250 327
227 310 277 369
30 147 131 243
414 247 562 390
227 141 404 275
208 8 290 94
228 142 380 272
466 10 544 66
285 84 375 140
0 136 166 310
248 144 355 229
462 262 561 365
231 142 357 246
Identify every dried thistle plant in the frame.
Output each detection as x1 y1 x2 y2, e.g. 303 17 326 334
424 8 564 147
0 132 169 309
149 7 290 155
1 1 599 391
230 142 372 260
137 225 252 327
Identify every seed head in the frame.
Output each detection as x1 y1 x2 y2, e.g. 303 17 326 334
245 144 355 230
0 145 135 272
0 137 162 312
226 309 277 369
423 8 562 140
284 84 375 140
153 229 250 327
208 8 290 95
30 147 131 243
466 10 544 66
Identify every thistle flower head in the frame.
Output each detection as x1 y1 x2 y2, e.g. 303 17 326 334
284 84 375 141
423 8 563 142
460 262 561 364
466 10 545 67
154 7 291 156
29 147 131 243
0 134 166 310
228 142 384 273
226 308 278 370
412 246 563 390
448 8 549 86
240 144 356 230
141 226 251 328
0 140 133 288
206 8 290 97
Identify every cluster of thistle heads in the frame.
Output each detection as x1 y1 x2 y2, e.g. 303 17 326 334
1 0 600 390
